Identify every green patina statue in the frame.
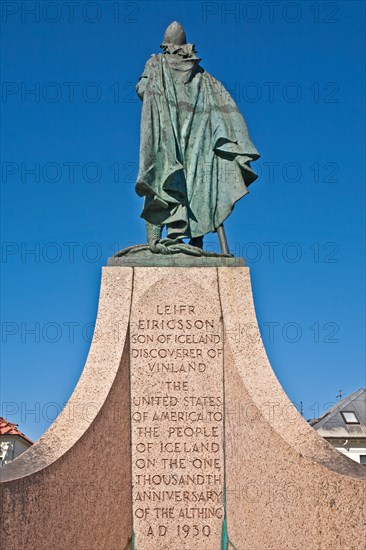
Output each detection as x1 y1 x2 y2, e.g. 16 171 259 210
113 21 259 262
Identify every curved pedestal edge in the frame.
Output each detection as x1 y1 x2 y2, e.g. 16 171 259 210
218 267 365 481
0 267 133 482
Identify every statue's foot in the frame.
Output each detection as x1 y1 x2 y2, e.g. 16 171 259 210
188 236 203 249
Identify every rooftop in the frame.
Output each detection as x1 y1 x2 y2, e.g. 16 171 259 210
0 417 33 444
311 388 366 439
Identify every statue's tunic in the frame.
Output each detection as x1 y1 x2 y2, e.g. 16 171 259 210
136 48 260 239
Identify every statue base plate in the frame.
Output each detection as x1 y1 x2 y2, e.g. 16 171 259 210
107 254 245 267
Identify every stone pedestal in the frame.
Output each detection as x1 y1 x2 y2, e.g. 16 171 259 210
1 267 365 550
130 269 225 549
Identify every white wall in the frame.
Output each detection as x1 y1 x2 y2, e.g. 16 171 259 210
0 436 32 466
331 443 366 464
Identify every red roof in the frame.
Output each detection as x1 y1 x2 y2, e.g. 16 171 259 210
0 417 33 444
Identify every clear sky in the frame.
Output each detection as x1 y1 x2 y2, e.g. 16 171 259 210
1 0 365 441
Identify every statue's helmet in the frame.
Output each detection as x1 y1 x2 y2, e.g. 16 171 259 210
163 21 186 45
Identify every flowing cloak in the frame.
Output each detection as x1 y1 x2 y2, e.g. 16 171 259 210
135 53 260 239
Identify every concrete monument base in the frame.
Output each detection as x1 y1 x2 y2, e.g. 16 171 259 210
1 267 364 549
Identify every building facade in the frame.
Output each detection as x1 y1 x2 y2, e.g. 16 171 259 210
311 388 366 464
0 417 33 467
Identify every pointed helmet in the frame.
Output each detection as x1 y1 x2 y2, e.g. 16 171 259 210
163 21 187 45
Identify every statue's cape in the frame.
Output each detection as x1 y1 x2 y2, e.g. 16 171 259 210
136 54 260 238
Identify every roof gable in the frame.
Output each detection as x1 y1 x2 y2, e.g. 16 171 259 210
0 417 33 444
312 388 366 438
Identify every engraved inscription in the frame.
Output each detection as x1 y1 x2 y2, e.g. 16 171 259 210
130 292 224 550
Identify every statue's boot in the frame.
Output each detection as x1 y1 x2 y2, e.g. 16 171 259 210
146 222 163 245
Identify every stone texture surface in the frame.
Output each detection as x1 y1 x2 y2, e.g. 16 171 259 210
1 266 364 550
218 268 365 549
1 268 134 549
130 268 225 549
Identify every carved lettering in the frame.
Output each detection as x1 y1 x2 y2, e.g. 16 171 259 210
131 293 224 549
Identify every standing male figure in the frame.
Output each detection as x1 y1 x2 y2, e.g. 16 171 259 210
135 21 260 251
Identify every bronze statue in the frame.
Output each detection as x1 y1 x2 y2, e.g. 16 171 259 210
135 21 259 254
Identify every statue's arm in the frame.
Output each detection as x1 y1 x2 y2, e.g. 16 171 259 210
136 55 156 101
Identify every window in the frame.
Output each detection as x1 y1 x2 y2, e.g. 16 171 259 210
360 455 366 465
340 411 359 424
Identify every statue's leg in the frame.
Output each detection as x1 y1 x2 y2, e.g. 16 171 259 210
146 222 163 244
188 236 204 249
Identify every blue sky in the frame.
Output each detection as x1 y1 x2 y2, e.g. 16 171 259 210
1 0 365 441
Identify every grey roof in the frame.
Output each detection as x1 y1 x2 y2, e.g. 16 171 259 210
312 388 366 439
